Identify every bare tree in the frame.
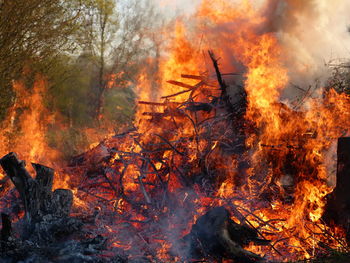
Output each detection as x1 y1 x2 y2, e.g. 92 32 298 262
80 0 163 121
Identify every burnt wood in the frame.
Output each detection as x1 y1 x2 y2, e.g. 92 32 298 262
0 152 37 221
32 162 54 216
51 188 73 217
1 213 11 242
324 137 350 242
0 153 95 262
0 152 77 227
0 153 72 223
181 206 267 262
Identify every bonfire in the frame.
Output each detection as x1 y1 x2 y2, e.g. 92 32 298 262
1 1 350 263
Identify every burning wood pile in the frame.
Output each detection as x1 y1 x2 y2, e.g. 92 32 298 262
1 50 350 262
2 1 350 262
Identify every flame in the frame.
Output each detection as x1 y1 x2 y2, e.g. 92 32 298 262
0 75 60 164
128 0 349 260
0 75 89 210
1 0 350 262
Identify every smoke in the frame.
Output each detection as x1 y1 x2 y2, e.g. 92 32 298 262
264 0 350 90
155 0 350 98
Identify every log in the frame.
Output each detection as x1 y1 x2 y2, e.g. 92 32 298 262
0 152 82 249
324 137 350 242
181 74 204 80
1 213 11 242
32 163 54 216
0 153 73 222
52 189 73 217
181 206 267 262
185 102 213 112
161 89 192 99
208 50 232 111
0 152 37 221
138 101 166 106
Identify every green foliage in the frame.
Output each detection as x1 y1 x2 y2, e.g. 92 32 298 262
103 85 136 125
0 0 163 158
47 54 96 127
76 0 162 120
0 0 84 119
0 81 14 122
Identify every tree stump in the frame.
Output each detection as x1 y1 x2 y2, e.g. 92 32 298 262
0 152 80 242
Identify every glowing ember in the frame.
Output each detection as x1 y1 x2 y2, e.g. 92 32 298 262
1 0 350 262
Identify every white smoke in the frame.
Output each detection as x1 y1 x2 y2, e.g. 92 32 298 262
265 0 350 90
155 0 350 95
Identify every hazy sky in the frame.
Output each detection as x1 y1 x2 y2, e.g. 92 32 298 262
155 0 201 15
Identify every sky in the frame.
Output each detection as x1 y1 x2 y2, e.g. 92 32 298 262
154 0 266 15
155 0 200 15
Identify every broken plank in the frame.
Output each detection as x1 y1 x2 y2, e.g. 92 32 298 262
167 80 197 90
181 74 204 80
138 101 165 106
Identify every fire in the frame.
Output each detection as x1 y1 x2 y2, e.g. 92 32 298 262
0 75 69 193
159 21 203 100
0 74 86 206
0 75 59 164
1 0 350 262
128 0 349 260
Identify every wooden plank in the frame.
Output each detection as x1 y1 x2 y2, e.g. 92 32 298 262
181 74 204 80
167 80 196 90
138 101 165 106
161 89 192 99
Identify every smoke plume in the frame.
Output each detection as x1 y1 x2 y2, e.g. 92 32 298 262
265 0 350 89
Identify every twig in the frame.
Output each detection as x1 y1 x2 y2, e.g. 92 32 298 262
229 203 283 257
137 175 152 204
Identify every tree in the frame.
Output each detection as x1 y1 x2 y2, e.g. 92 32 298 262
80 0 163 121
0 0 83 119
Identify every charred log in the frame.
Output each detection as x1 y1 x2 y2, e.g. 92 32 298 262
0 152 75 224
180 206 268 262
185 102 213 113
0 152 36 221
0 153 113 262
324 137 350 242
1 213 11 242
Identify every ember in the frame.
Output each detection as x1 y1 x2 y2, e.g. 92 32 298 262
1 0 350 262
